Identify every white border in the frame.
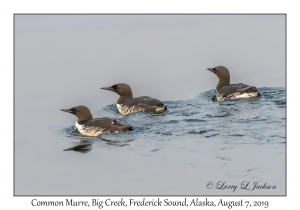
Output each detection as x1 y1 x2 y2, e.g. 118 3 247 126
2 0 294 209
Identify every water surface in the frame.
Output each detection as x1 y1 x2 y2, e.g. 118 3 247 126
15 87 285 195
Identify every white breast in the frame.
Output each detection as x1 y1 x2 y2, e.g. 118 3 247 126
116 104 123 114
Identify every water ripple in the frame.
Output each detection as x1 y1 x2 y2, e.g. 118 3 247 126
63 87 285 157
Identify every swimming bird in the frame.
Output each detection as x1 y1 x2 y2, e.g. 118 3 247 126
207 66 260 101
61 105 132 136
101 83 166 115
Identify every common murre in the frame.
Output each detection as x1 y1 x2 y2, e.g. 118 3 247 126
61 105 132 136
207 66 260 101
101 83 167 115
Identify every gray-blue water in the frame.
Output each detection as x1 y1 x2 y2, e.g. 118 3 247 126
15 87 285 196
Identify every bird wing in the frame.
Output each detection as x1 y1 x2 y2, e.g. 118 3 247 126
121 96 163 107
85 117 115 128
218 83 258 97
139 97 164 107
87 117 131 132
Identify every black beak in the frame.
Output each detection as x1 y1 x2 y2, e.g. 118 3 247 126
101 86 115 92
207 68 215 73
61 108 74 114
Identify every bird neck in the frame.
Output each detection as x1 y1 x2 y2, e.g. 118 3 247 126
77 115 93 124
216 77 230 91
117 95 133 104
